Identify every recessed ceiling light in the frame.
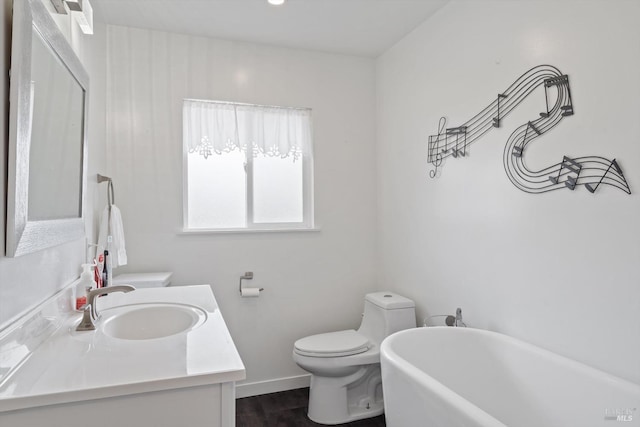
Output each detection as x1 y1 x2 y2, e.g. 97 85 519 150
268 0 286 6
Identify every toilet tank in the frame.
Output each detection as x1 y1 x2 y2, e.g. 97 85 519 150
357 292 416 345
111 272 173 289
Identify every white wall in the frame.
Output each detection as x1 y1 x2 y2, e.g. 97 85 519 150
376 0 640 383
0 1 106 329
104 26 378 389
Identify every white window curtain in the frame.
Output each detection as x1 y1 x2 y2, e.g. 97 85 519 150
183 100 312 161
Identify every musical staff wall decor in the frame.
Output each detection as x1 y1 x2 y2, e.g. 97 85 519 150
427 64 631 195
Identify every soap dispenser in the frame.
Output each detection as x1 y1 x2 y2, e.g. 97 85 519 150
75 263 97 311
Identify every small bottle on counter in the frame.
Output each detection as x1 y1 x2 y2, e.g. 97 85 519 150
75 263 97 311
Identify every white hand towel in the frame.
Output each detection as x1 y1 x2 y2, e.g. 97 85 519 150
97 204 128 268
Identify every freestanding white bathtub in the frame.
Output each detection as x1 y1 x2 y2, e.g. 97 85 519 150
380 327 640 427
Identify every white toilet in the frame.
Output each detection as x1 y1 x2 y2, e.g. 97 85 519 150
292 292 415 425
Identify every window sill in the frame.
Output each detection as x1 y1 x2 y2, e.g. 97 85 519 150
178 226 322 236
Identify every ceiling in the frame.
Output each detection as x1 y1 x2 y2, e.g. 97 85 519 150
90 0 449 57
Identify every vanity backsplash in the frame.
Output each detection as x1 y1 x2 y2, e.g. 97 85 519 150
0 284 75 385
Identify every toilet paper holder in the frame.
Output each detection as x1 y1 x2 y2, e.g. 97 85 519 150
239 272 264 293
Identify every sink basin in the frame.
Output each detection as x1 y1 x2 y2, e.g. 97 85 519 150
100 303 207 340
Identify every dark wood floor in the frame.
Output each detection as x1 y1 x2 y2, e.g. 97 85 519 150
236 388 386 427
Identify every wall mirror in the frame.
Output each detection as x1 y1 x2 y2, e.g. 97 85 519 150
6 0 89 257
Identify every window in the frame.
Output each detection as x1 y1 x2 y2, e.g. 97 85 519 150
183 100 313 231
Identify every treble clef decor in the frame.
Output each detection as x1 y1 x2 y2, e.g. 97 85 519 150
427 64 631 195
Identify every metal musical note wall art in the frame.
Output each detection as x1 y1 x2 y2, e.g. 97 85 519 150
427 64 631 194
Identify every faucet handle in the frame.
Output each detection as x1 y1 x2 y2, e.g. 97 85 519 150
455 307 467 327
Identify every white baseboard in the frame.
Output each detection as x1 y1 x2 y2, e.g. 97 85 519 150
235 374 311 399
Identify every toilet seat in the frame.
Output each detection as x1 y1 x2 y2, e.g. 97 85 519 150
294 330 370 358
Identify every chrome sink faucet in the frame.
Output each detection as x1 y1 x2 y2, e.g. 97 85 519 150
76 285 136 331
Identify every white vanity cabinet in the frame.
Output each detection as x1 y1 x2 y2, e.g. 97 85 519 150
0 286 245 427
1 382 235 427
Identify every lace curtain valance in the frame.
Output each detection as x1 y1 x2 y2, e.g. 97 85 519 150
183 99 312 160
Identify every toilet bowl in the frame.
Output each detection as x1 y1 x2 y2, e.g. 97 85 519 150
293 292 415 425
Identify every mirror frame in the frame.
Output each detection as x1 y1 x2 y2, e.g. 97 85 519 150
6 0 89 257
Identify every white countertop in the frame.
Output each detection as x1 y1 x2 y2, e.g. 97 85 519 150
0 285 245 412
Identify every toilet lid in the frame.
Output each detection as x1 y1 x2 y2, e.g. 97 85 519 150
294 330 370 358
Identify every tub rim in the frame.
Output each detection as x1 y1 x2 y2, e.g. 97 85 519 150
380 326 640 427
